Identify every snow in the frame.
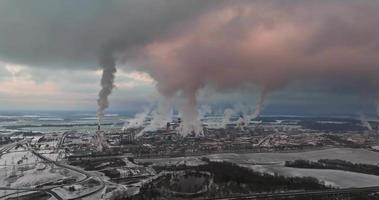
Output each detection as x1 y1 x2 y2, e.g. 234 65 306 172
51 178 102 199
41 153 59 161
137 148 379 166
0 151 37 166
211 148 379 188
243 164 379 188
136 157 207 167
11 166 66 187
206 148 379 165
0 146 85 189
137 148 379 189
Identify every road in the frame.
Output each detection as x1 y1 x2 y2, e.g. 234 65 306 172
0 142 17 155
0 142 105 200
32 149 106 200
0 142 64 200
256 134 273 147
0 186 63 200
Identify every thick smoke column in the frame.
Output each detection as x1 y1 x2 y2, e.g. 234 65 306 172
177 92 204 136
97 50 116 123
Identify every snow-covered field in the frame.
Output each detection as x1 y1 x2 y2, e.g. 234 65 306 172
40 152 60 161
206 148 379 165
0 145 84 189
137 148 379 188
10 166 67 187
0 150 37 166
245 164 379 188
137 148 379 166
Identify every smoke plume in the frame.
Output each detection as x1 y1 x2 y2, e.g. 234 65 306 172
199 105 212 119
359 113 373 131
244 89 267 122
97 50 117 123
137 1 379 133
123 108 150 130
176 92 204 136
1 1 379 133
222 108 235 128
143 101 173 132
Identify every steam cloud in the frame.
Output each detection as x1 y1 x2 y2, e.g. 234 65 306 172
143 100 173 132
137 1 379 134
359 113 373 131
222 109 234 128
1 1 379 135
123 108 149 130
244 90 267 122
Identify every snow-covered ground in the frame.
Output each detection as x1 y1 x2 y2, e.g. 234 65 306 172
0 145 84 189
137 156 207 167
40 152 59 161
137 148 379 166
244 164 379 188
0 150 37 166
137 148 379 188
206 148 379 165
10 166 67 187
51 178 102 200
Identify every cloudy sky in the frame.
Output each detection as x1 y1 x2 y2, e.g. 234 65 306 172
0 0 378 116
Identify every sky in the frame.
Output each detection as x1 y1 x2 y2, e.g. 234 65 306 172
0 0 378 116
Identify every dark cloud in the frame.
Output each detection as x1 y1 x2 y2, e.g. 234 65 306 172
1 0 379 125
0 0 218 68
137 0 379 97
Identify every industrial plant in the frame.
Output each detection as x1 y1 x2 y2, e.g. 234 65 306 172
2 112 379 199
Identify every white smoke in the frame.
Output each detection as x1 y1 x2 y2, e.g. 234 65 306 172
244 91 266 124
235 114 246 131
359 113 373 131
123 108 150 130
176 95 204 137
227 91 267 130
198 104 212 119
222 108 234 128
143 101 173 132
